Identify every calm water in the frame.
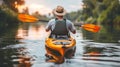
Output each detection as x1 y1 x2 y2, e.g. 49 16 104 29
0 22 120 67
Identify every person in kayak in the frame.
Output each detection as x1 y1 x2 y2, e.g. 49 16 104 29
46 6 76 39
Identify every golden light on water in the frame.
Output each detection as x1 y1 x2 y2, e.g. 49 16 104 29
16 24 50 40
86 52 100 56
27 25 50 40
16 27 24 39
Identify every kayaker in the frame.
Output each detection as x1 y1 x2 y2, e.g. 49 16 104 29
46 6 76 39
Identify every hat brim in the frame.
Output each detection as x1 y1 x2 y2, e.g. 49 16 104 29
53 9 66 16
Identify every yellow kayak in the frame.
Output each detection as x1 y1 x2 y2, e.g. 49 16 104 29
45 36 76 63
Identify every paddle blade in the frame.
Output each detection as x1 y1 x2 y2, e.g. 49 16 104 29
18 14 38 22
82 24 100 33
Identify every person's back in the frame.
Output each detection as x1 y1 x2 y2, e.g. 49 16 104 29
46 6 76 39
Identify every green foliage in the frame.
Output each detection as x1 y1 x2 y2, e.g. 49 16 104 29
86 17 94 23
81 0 120 24
97 0 120 24
97 10 108 23
114 16 120 24
68 11 78 21
0 4 19 28
65 10 82 22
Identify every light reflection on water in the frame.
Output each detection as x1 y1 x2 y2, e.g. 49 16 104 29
0 22 120 67
16 23 50 40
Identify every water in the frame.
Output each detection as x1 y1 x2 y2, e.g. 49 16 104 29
0 22 120 67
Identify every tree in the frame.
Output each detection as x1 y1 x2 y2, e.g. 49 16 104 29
3 0 25 12
82 0 120 24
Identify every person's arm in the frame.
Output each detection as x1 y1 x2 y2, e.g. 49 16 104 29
46 20 52 32
67 20 76 34
70 22 76 34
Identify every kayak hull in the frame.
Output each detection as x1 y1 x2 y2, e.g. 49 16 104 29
45 37 76 63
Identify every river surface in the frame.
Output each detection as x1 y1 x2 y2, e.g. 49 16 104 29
0 22 120 67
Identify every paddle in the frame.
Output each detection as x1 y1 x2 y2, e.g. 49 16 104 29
18 13 39 22
18 14 100 33
82 24 100 33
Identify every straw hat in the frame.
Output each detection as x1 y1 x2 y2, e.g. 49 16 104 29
53 6 66 16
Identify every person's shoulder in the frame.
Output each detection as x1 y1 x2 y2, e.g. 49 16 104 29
49 19 56 22
65 19 72 24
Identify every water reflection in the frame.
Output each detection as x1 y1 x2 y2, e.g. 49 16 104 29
16 23 50 40
0 22 120 67
0 47 32 67
82 25 120 43
12 47 31 67
0 25 19 48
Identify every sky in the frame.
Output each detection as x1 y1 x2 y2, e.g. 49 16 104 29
23 0 83 15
